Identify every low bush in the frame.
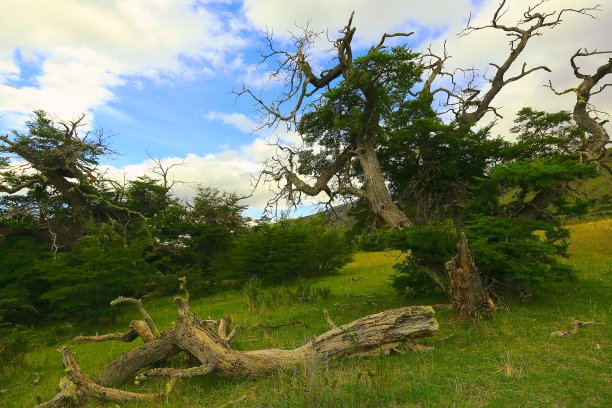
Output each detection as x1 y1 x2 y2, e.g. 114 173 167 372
219 217 353 283
390 216 576 296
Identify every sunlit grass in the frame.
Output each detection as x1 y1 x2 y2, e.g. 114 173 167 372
1 221 610 407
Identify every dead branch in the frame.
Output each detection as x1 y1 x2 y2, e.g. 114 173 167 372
110 296 159 338
323 309 337 329
35 347 158 408
547 49 611 162
453 1 600 125
251 320 307 331
550 318 602 338
73 320 154 344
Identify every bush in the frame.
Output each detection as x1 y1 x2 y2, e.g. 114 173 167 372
218 217 353 283
0 320 34 364
33 224 157 321
390 217 576 296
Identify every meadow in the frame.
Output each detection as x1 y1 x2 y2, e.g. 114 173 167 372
1 219 610 407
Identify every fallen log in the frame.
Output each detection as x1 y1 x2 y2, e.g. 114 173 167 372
37 280 438 407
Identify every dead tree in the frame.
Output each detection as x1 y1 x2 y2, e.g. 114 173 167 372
36 282 438 407
241 3 603 227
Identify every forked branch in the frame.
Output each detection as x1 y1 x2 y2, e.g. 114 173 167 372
453 1 600 125
547 49 611 162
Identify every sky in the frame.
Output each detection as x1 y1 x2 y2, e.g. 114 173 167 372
1 0 610 217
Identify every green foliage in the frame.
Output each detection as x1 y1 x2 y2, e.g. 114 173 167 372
489 156 598 190
33 224 157 321
220 217 353 283
390 261 442 296
509 107 588 157
390 221 456 295
0 232 51 323
390 217 576 295
8 110 107 169
465 216 576 289
147 187 249 294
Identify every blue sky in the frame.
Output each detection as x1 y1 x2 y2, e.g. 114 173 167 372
1 0 610 215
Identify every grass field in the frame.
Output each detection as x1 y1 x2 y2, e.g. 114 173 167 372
1 220 611 407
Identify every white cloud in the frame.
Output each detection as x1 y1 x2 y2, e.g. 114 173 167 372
100 139 276 213
242 0 472 46
205 111 259 133
241 0 610 139
0 0 248 127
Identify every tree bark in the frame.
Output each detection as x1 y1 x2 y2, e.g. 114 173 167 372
445 233 495 318
356 136 411 228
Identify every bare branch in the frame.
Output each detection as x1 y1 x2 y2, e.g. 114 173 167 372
110 297 160 338
373 32 414 50
454 2 601 125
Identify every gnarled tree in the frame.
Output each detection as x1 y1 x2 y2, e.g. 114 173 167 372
241 3 610 316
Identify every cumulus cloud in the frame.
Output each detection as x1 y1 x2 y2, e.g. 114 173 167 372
100 139 277 214
242 0 473 46
205 111 259 134
241 0 610 138
0 0 247 128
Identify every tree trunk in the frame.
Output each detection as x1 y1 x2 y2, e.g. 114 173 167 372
356 136 411 228
445 233 495 318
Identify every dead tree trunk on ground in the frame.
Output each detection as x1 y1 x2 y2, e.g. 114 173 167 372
36 285 438 407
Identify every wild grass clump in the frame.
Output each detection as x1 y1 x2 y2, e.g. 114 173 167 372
243 276 332 312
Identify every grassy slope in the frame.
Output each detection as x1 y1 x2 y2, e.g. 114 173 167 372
2 220 611 407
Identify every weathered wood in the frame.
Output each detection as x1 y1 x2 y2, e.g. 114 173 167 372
550 318 602 338
39 290 438 407
73 319 154 344
97 302 437 387
446 233 495 318
110 297 159 338
130 299 437 381
35 347 158 408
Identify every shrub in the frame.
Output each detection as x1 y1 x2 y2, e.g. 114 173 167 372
219 217 353 283
0 323 34 364
33 224 157 321
390 216 576 296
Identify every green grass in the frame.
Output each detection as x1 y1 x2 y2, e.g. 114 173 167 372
1 221 611 407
